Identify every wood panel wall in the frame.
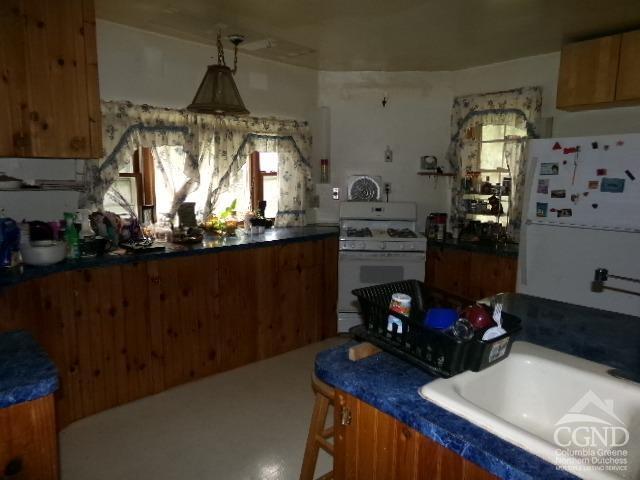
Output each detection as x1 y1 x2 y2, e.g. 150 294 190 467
0 238 338 429
334 390 496 480
0 395 58 480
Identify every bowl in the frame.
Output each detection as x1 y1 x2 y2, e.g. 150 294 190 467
424 308 458 330
461 304 496 330
21 240 66 266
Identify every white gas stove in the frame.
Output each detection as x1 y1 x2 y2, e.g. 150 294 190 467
338 202 427 332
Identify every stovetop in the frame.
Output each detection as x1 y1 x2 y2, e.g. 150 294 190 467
345 227 372 238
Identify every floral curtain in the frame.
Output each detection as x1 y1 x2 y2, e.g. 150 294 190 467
445 87 542 235
81 100 312 225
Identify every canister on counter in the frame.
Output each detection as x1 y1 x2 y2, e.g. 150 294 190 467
387 293 411 334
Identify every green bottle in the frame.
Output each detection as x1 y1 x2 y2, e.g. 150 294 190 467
64 212 79 259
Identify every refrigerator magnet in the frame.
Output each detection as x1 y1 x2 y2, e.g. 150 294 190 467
600 178 625 193
616 140 624 146
625 170 635 181
557 208 573 218
570 194 580 204
604 145 610 151
540 163 559 175
591 142 599 149
536 203 548 217
597 168 607 176
552 142 562 150
588 180 600 189
592 204 599 209
551 189 566 198
550 208 557 213
537 179 549 194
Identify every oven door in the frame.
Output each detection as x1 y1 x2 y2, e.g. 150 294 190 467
338 250 426 314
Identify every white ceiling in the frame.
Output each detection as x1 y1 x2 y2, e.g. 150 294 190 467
95 0 640 71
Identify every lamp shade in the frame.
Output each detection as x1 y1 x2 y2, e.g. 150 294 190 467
187 64 249 115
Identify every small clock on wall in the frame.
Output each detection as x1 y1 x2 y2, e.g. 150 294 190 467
420 155 438 172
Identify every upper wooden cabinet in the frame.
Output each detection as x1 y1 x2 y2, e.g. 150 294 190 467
556 35 621 110
0 0 102 159
616 30 640 101
556 30 640 111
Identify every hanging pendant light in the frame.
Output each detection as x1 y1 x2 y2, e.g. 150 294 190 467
187 32 249 115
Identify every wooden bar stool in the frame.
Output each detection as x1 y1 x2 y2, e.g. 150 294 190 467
299 372 335 480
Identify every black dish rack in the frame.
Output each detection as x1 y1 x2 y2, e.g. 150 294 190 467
350 280 521 378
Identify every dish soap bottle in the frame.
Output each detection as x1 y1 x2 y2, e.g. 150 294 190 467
64 212 80 259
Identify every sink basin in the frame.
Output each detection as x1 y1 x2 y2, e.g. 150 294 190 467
419 342 640 479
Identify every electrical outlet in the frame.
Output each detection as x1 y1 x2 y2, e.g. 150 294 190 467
332 187 340 200
384 145 393 163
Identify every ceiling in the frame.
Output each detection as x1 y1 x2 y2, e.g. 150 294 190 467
95 0 640 71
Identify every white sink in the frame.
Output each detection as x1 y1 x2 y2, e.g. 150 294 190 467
419 342 640 480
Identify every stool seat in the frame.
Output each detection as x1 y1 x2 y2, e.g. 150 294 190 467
299 373 335 480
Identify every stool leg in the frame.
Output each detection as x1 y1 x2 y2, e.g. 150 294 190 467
300 392 330 480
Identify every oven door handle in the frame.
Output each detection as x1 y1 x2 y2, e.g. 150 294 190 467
339 251 426 260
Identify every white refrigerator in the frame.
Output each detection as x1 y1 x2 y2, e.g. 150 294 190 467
517 133 640 316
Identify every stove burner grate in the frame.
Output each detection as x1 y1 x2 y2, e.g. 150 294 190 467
387 228 418 238
345 227 373 238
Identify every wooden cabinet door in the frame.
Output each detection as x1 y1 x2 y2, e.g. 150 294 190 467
556 35 621 110
467 254 517 301
616 30 640 102
0 0 101 158
334 390 496 480
425 249 471 300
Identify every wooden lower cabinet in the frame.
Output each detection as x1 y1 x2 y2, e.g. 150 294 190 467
0 395 59 480
0 237 338 429
334 391 496 480
426 248 517 302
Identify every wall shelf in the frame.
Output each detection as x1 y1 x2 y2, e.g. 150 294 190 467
417 172 456 177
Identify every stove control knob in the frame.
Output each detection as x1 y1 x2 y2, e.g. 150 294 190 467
379 242 386 250
397 243 405 250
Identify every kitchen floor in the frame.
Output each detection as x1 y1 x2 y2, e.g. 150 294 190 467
60 337 346 480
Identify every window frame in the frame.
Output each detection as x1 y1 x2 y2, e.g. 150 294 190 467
114 147 157 222
249 151 278 218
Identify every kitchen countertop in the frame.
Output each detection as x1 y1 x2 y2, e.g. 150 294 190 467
0 226 338 289
0 330 58 408
315 293 640 480
428 238 519 257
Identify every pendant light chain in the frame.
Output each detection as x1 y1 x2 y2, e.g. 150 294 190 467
217 31 226 66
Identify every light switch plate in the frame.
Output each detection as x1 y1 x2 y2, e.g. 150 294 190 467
332 187 340 200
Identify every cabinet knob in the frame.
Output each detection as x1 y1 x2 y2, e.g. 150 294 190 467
4 457 23 477
12 133 30 149
70 136 87 151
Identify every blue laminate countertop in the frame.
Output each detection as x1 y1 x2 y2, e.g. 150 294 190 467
0 226 338 289
0 330 59 408
316 293 640 480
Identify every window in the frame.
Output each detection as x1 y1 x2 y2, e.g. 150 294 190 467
104 146 278 224
478 124 526 185
461 124 527 226
250 152 279 218
104 148 156 222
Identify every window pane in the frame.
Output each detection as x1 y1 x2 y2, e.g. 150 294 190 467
480 141 505 171
259 152 278 173
104 178 138 217
505 125 527 138
262 175 279 218
481 125 505 142
214 163 250 217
